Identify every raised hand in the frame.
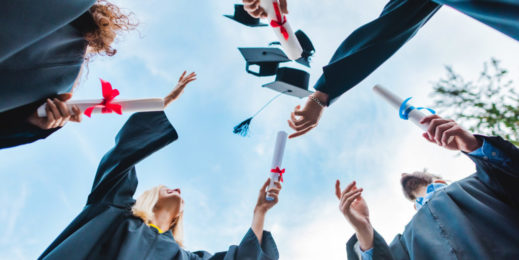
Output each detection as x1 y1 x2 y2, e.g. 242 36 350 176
164 71 197 107
255 178 282 214
287 92 328 138
251 178 282 243
243 0 288 18
27 93 82 130
420 115 482 153
336 180 373 251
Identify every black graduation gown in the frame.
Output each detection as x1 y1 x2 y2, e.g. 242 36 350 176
39 112 279 260
0 0 96 149
346 136 519 259
315 0 519 104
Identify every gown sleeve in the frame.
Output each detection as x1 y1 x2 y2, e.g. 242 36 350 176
346 230 409 260
0 99 60 149
86 111 178 207
314 0 441 105
466 135 519 207
187 228 279 260
0 0 95 62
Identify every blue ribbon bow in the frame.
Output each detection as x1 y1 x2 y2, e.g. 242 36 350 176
399 97 436 120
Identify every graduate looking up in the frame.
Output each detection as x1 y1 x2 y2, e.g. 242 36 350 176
243 0 519 138
0 0 137 149
335 115 519 259
38 72 281 260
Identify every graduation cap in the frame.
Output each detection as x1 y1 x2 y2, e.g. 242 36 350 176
224 4 267 27
239 47 290 76
233 67 314 137
294 30 315 67
263 67 313 98
266 30 315 68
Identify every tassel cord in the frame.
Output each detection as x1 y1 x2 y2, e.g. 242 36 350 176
252 90 289 118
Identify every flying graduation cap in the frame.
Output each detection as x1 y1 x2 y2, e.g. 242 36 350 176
238 47 290 76
233 66 313 136
224 4 267 27
227 5 316 136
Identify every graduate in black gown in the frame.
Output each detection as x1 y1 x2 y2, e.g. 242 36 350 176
0 0 137 149
334 115 519 259
243 0 519 138
39 72 281 260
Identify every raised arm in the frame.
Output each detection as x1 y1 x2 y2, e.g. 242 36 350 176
0 0 95 62
86 111 178 206
0 96 81 149
420 115 519 206
87 71 196 206
288 0 441 138
336 180 399 260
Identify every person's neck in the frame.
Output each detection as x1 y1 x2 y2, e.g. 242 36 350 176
152 208 175 232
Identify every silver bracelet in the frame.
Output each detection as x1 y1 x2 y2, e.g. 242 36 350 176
310 95 326 108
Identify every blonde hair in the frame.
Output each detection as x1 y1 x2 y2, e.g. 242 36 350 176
132 185 184 247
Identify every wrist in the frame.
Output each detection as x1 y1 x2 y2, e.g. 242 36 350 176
311 91 329 107
254 207 267 216
355 224 374 251
463 135 483 153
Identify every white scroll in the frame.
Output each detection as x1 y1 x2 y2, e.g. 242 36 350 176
260 0 303 60
36 98 164 117
266 131 288 201
373 85 454 143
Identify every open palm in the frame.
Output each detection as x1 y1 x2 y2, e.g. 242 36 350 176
335 180 370 230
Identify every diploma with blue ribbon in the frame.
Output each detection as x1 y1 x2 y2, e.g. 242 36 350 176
372 85 436 132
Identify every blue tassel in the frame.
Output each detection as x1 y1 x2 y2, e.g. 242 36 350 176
233 117 253 136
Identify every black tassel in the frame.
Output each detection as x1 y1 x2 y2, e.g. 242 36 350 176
233 117 253 136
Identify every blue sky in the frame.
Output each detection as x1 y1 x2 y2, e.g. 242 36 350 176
1 0 519 259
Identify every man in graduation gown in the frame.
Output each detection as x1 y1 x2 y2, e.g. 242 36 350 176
243 0 519 138
38 111 280 260
335 115 519 259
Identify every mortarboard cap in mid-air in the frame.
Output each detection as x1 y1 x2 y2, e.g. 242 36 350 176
263 67 313 98
233 68 313 136
238 47 291 76
294 30 315 67
224 4 268 27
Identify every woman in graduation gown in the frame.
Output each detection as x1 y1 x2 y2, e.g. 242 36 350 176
38 74 281 260
243 0 519 138
0 0 136 149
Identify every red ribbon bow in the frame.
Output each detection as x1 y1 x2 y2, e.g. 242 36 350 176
271 167 285 182
270 2 289 40
84 79 123 118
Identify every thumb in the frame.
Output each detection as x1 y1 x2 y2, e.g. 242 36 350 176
260 178 270 196
57 93 73 102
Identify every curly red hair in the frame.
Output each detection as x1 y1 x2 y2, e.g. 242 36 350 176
85 0 138 57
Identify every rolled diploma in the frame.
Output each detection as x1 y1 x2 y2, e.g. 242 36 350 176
373 85 454 143
266 131 288 201
260 0 303 60
36 98 164 117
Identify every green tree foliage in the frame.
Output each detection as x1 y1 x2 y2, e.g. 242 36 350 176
431 58 519 146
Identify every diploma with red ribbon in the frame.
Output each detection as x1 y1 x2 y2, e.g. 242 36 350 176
260 0 303 60
37 79 165 117
267 131 288 201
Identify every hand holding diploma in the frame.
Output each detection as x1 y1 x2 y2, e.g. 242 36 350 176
27 93 82 130
35 71 197 120
243 0 288 19
252 178 282 243
372 85 481 152
420 115 482 153
267 131 287 200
